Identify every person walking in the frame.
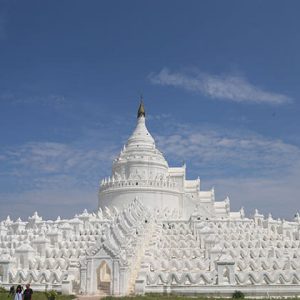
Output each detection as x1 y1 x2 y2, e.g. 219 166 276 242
23 284 33 300
8 286 15 299
13 286 22 300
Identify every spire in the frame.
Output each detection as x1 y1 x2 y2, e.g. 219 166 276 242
137 98 145 118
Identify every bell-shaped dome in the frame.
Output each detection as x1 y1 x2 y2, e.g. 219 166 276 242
112 101 168 180
126 115 155 149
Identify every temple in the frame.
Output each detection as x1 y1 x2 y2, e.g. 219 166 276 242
0 102 300 297
99 101 229 219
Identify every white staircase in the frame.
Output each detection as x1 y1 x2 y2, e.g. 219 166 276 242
127 220 156 294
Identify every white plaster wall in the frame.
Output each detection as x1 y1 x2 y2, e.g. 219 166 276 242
99 188 182 214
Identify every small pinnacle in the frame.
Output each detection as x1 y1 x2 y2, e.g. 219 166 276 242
137 99 145 118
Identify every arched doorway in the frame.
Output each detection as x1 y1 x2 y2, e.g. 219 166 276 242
97 261 111 294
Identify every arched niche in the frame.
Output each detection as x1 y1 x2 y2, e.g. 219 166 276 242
97 261 111 294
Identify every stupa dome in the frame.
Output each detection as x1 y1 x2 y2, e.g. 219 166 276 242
112 102 168 181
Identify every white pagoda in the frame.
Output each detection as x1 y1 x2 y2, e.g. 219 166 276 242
0 102 300 297
99 101 229 219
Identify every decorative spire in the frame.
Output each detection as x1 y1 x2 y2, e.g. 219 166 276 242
137 98 145 118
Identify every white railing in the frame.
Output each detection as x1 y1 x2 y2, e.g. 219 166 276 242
100 179 177 192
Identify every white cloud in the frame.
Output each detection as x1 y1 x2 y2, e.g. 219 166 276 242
146 113 172 121
149 68 292 104
0 92 66 107
3 141 117 182
156 125 300 176
0 137 120 220
205 173 300 220
155 124 300 219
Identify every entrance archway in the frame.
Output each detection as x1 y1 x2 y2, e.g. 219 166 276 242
97 261 111 294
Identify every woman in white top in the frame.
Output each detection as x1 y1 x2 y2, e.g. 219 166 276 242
14 285 22 300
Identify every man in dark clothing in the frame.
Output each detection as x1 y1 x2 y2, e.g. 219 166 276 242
8 286 15 299
23 284 33 300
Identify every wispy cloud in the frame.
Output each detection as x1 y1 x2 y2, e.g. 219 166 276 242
149 68 292 105
2 141 117 186
147 113 172 121
0 92 66 107
154 123 300 218
0 135 120 219
205 174 300 219
156 124 300 177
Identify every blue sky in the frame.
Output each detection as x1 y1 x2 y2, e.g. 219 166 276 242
0 0 299 220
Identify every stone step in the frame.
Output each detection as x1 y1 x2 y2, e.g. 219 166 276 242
98 282 110 295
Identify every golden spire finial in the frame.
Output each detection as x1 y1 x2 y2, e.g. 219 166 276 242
137 96 145 118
